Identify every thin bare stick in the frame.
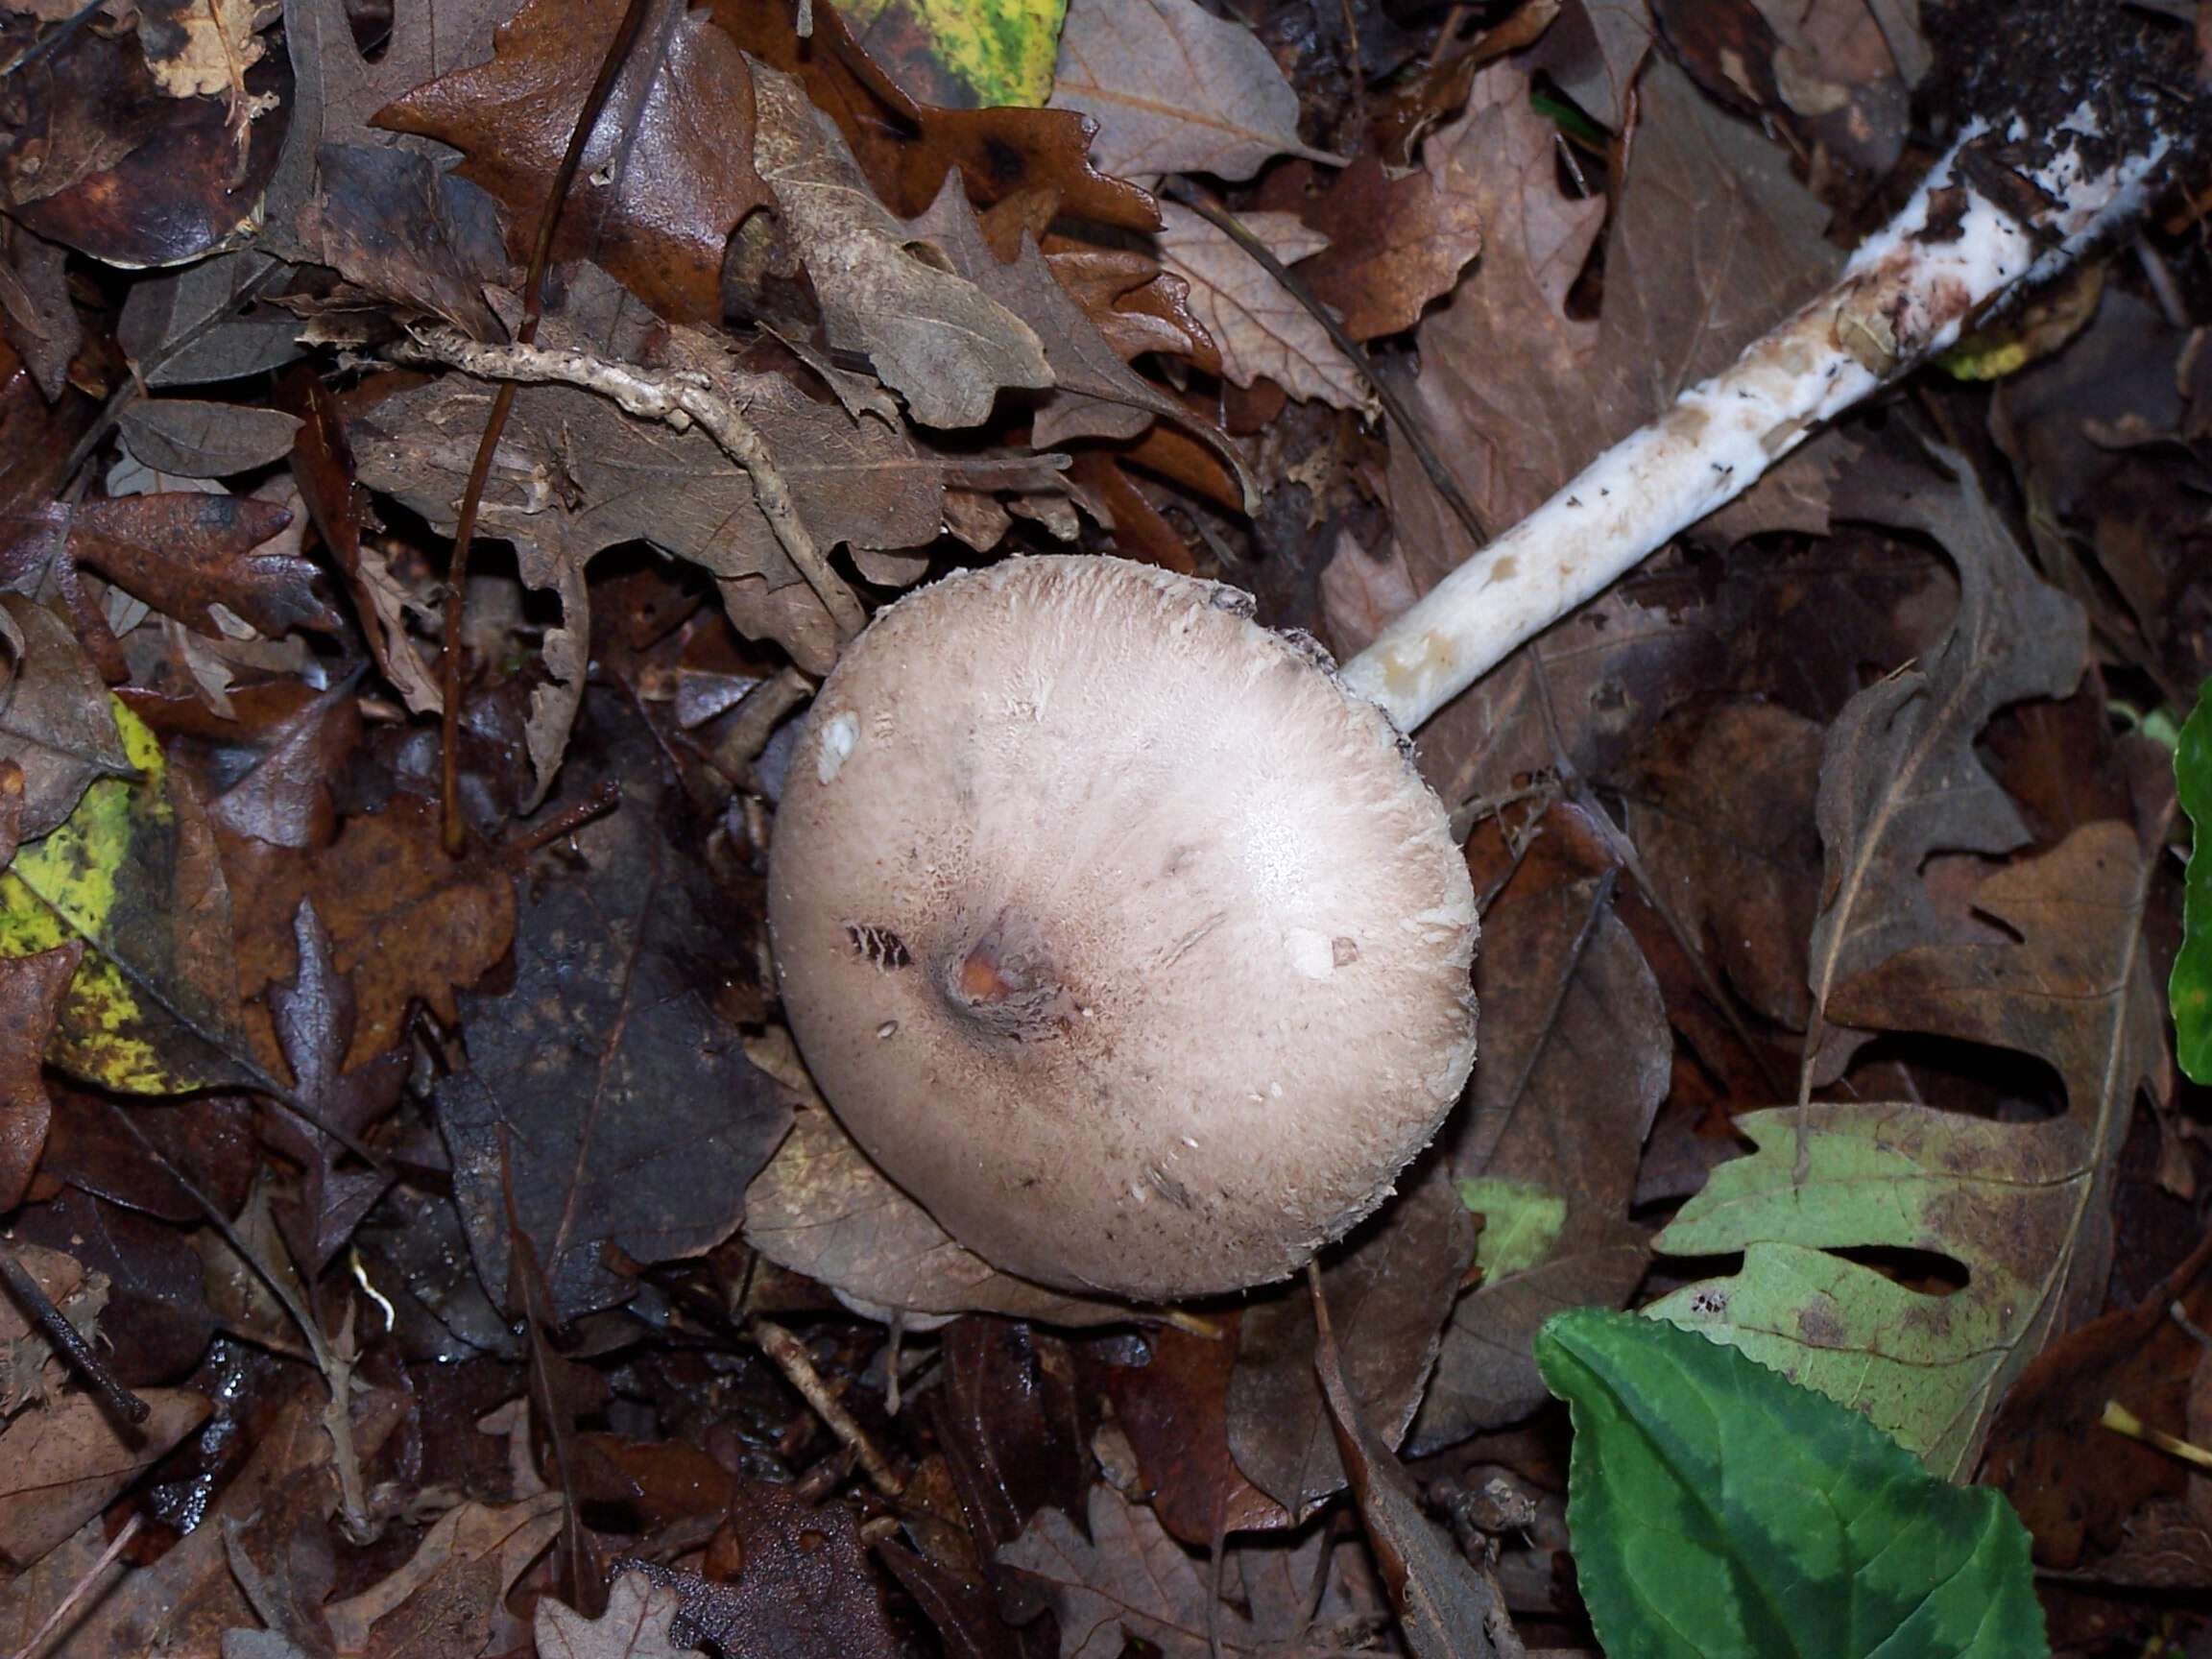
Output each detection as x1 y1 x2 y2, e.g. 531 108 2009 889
7 1512 143 1659
1344 109 2176 733
1162 179 1490 550
394 327 867 642
438 0 657 856
753 1320 903 1498
0 1238 147 1425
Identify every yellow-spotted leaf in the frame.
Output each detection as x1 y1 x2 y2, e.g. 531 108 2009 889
840 0 1065 109
0 700 254 1093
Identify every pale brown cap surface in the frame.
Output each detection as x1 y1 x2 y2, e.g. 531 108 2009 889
767 556 1477 1301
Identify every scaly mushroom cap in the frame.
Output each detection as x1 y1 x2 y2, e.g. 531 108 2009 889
767 556 1477 1301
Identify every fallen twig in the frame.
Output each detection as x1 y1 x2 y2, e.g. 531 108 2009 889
393 327 867 648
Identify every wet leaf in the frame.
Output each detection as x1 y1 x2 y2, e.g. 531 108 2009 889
206 678 362 849
117 399 304 479
1539 1309 2045 1659
1046 0 1338 180
1226 1163 1474 1517
299 141 517 337
1650 822 2168 1478
0 943 80 1207
376 0 773 326
1414 827 1669 1450
228 792 516 1066
0 698 254 1093
61 492 341 639
1085 1320 1288 1545
433 693 791 1320
0 595 133 842
751 59 1052 428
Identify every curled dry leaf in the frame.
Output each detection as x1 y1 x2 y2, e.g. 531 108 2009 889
750 59 1051 429
1047 0 1342 180
1156 203 1370 411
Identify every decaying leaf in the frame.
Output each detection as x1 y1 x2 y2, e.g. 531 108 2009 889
433 692 791 1320
0 1385 210 1568
228 791 517 1066
1156 203 1369 411
1414 836 1669 1450
750 59 1052 428
1282 152 1484 343
1802 452 2088 1082
0 594 133 842
0 698 254 1092
376 0 774 325
1651 821 2168 1479
60 491 343 639
0 942 81 1207
1046 0 1339 180
537 1572 705 1659
1226 1163 1474 1517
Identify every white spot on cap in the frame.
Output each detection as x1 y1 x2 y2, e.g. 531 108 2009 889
817 711 859 783
1286 927 1334 979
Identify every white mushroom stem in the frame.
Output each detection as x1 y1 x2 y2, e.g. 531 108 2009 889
1342 107 2175 733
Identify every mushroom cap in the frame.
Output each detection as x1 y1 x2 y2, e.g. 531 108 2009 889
767 556 1477 1301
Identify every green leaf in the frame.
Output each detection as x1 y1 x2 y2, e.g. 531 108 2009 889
1535 1309 2047 1659
841 0 1066 108
1646 823 2161 1479
1456 1176 1566 1278
2172 675 2212 1083
0 699 252 1093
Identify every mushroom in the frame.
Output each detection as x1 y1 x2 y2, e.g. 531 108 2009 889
768 556 1477 1301
766 98 2171 1303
